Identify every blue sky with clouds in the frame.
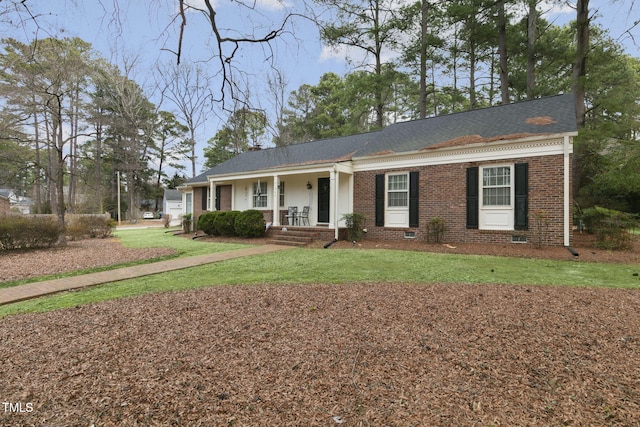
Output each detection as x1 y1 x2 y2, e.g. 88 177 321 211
3 0 639 174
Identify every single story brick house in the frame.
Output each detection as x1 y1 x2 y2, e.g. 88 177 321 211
179 94 577 246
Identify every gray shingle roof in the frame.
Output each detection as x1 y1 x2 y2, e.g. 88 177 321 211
163 189 182 201
357 93 576 156
186 94 576 184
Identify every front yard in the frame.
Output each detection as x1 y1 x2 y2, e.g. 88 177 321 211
0 229 639 425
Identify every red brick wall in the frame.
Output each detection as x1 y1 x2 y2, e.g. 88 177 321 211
193 185 235 230
354 154 571 246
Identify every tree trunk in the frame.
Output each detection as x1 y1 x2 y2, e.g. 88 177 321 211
373 0 384 129
573 0 589 128
54 108 66 230
497 0 509 104
95 122 103 213
32 103 42 214
190 127 196 178
526 0 537 99
419 0 429 119
469 37 477 110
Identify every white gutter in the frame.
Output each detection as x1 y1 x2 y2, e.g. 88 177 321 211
333 164 340 240
563 135 572 247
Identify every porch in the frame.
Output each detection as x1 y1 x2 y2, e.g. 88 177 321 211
207 163 354 240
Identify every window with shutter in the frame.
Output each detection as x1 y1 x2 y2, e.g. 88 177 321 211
466 167 479 229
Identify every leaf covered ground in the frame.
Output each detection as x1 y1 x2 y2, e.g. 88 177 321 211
1 282 639 426
1 234 639 425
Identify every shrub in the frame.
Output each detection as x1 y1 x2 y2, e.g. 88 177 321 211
66 216 114 240
426 217 446 243
197 211 220 236
0 215 62 250
531 210 551 248
235 210 266 238
580 206 637 250
162 214 172 228
182 213 193 233
213 211 240 236
341 212 366 241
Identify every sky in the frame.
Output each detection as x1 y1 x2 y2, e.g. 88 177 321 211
2 0 639 175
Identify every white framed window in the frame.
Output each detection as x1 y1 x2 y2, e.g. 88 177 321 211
253 182 267 208
387 173 408 207
480 165 514 230
482 166 511 206
385 172 409 227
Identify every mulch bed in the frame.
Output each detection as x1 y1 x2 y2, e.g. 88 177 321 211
1 283 639 425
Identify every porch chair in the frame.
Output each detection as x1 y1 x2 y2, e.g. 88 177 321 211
285 206 298 225
299 206 310 226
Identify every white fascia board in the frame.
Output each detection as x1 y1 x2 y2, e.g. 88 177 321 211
208 162 353 182
352 133 576 172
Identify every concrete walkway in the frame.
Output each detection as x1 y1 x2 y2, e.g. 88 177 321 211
0 245 289 306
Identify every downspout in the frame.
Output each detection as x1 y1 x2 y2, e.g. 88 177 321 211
333 164 340 241
563 135 571 248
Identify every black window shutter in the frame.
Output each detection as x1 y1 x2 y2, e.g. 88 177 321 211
201 187 208 210
466 167 479 229
514 163 529 230
375 174 385 227
409 171 419 228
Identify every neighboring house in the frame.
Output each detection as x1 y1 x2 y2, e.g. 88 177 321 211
0 189 32 214
163 189 183 226
0 194 9 214
179 94 578 246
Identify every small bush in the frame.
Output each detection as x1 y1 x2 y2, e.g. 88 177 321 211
426 217 446 243
162 214 172 228
580 206 637 250
235 210 266 238
341 212 366 241
66 216 114 240
0 215 62 250
182 213 193 233
198 211 220 236
531 210 551 248
214 211 240 236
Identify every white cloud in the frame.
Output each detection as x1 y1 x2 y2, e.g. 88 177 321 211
540 0 575 16
183 0 288 12
255 0 291 11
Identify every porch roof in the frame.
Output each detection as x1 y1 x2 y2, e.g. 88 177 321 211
184 93 577 185
185 131 376 185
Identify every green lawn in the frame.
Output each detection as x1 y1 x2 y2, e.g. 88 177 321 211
1 229 638 317
0 228 253 289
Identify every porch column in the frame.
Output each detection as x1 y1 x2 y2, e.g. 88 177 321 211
329 166 337 232
272 175 280 226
